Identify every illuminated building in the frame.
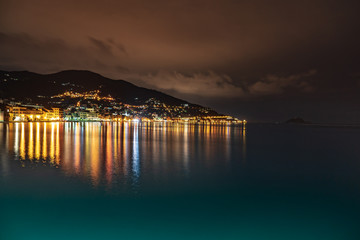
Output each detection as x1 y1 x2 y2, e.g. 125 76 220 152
0 109 4 122
51 90 115 101
6 106 63 121
63 109 100 121
43 108 61 120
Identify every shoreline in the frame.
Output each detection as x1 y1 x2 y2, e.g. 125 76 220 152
0 120 245 125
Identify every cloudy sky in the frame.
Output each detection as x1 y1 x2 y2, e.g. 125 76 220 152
1 0 360 123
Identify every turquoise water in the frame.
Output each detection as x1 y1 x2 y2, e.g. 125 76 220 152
1 122 359 239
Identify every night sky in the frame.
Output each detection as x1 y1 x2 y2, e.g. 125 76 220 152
1 0 360 123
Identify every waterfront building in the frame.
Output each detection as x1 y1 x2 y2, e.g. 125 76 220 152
5 105 63 121
0 109 4 122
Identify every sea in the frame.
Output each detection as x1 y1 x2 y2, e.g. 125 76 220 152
1 122 359 240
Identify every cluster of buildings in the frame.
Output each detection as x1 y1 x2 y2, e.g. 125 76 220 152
0 91 245 124
3 105 61 121
64 107 101 121
172 116 245 124
51 90 115 101
0 103 244 124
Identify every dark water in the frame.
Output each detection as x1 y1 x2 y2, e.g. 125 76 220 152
1 122 359 240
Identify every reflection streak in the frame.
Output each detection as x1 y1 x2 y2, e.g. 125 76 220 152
35 122 40 160
3 122 245 189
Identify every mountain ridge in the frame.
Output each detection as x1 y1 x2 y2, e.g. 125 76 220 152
0 69 191 105
0 70 225 117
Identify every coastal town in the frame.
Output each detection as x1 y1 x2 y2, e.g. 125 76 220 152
0 90 245 124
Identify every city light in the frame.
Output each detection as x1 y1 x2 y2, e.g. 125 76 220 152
1 91 245 124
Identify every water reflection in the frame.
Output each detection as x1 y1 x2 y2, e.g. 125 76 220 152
35 122 40 160
1 122 246 189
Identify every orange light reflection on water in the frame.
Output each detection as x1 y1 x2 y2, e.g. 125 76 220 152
35 122 40 160
4 122 246 188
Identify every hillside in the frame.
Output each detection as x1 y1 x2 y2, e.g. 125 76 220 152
0 70 229 120
0 70 193 106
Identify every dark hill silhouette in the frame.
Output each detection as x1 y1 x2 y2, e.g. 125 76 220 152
0 70 195 106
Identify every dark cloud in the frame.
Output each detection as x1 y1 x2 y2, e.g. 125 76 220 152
125 69 319 98
88 37 113 55
248 70 317 95
88 37 128 56
0 32 128 75
115 65 130 74
127 71 244 97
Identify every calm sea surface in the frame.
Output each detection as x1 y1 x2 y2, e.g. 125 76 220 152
1 122 360 240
